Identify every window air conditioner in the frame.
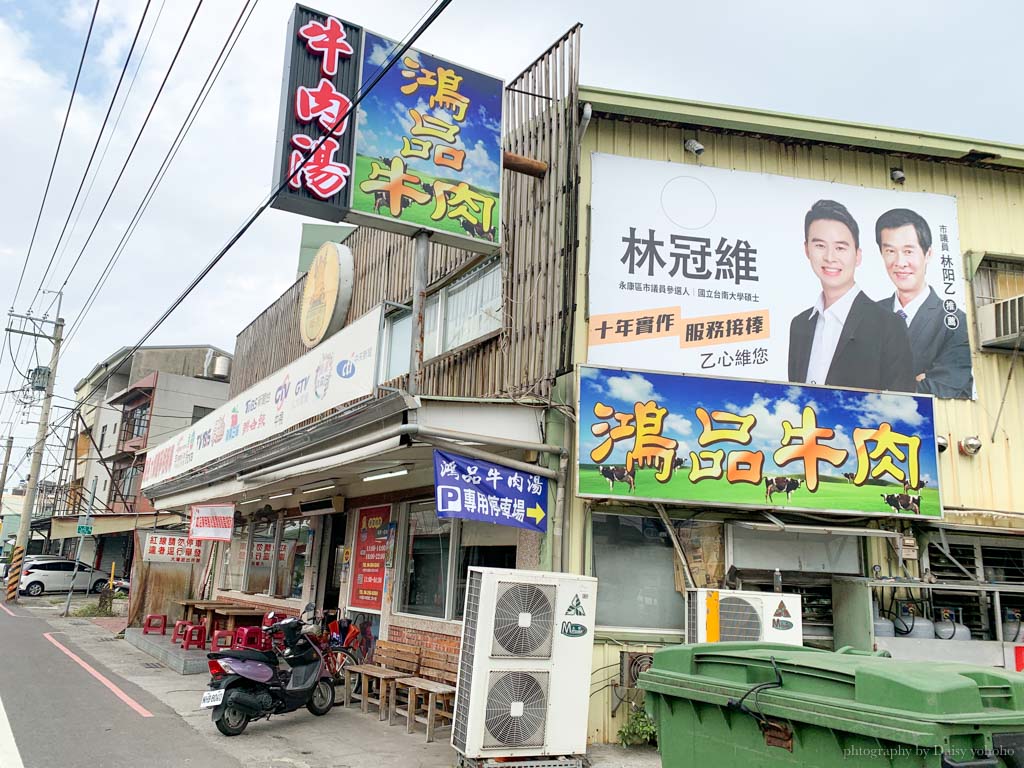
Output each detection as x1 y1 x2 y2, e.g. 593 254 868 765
686 589 803 645
452 567 597 760
978 295 1024 350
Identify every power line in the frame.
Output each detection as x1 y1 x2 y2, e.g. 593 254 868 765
9 0 101 312
39 0 170 317
49 1 206 302
28 0 155 312
1 1 167 430
62 0 259 352
9 0 453 473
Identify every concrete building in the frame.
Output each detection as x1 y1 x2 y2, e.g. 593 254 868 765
56 345 233 575
137 28 1024 746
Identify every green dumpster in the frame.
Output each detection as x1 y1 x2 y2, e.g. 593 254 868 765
638 642 1024 767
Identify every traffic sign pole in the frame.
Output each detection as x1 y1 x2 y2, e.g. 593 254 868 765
62 478 96 617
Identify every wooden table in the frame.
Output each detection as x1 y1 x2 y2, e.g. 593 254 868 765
173 598 227 626
212 607 268 633
183 601 237 636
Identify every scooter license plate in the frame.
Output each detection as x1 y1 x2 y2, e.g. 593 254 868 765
201 689 225 709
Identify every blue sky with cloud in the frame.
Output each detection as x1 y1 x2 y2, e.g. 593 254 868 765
355 30 502 193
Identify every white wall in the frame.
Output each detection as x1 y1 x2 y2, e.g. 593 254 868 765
147 373 230 450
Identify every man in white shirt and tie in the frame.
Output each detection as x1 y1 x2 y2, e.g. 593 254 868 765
874 208 972 399
788 200 915 392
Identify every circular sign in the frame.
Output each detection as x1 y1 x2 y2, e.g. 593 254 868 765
299 242 354 348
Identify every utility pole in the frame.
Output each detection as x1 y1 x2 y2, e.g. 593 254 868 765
0 435 13 514
5 314 63 603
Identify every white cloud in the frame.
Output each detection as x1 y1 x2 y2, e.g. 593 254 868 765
368 42 392 67
580 367 600 380
857 393 924 428
605 373 660 403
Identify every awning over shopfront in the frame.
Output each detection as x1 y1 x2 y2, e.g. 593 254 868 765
50 512 186 539
146 395 562 512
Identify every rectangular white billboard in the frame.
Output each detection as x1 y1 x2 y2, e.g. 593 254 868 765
142 307 382 489
587 153 972 399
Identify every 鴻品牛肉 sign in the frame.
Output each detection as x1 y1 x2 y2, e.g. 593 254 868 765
272 5 503 255
577 365 941 518
433 450 548 533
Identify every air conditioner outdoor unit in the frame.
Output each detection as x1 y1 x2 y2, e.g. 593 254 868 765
452 567 597 760
686 589 803 645
978 295 1024 349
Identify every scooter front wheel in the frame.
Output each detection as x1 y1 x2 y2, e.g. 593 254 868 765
307 679 335 716
215 705 251 736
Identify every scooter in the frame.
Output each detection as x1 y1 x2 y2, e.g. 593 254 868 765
201 602 335 736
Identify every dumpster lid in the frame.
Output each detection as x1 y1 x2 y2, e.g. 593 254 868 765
642 642 1024 722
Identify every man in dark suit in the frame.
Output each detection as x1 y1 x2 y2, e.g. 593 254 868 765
788 200 915 392
874 208 973 399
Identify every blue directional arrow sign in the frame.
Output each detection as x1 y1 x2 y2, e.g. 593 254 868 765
433 450 548 533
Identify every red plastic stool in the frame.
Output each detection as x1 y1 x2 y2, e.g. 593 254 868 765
142 614 167 635
171 620 191 645
182 624 207 651
234 625 268 650
211 630 235 650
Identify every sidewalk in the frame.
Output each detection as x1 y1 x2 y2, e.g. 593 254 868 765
16 597 661 768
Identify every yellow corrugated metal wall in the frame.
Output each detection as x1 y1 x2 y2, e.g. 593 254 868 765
576 116 1024 516
574 116 1024 743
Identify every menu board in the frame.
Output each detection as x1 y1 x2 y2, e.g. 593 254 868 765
349 505 391 612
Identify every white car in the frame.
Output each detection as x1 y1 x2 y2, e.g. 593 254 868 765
19 560 109 596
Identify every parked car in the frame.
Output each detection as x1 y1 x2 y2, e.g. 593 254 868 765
1 554 65 580
112 577 130 595
19 560 108 597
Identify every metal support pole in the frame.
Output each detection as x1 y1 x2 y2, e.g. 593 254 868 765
63 476 96 617
8 317 62 602
407 232 429 396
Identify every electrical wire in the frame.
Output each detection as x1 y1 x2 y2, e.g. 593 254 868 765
0 1 168 429
61 0 259 353
9 0 101 312
49 1 206 302
7 0 455 478
40 0 169 316
28 0 155 311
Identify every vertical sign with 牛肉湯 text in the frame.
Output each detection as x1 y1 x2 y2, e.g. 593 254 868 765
272 5 363 220
347 31 503 253
348 505 391 612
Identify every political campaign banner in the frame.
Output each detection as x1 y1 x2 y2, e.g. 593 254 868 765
433 450 548 533
578 365 942 518
587 153 973 400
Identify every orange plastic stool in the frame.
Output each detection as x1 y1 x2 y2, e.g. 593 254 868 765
182 624 207 651
211 630 235 650
171 620 192 645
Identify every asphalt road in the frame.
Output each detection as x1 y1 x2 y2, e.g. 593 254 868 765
0 603 242 768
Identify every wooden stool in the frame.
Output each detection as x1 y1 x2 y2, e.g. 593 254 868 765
142 614 167 635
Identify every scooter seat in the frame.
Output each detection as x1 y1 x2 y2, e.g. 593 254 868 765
209 648 279 665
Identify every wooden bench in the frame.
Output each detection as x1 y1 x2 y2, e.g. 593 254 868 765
389 648 459 742
341 640 420 720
